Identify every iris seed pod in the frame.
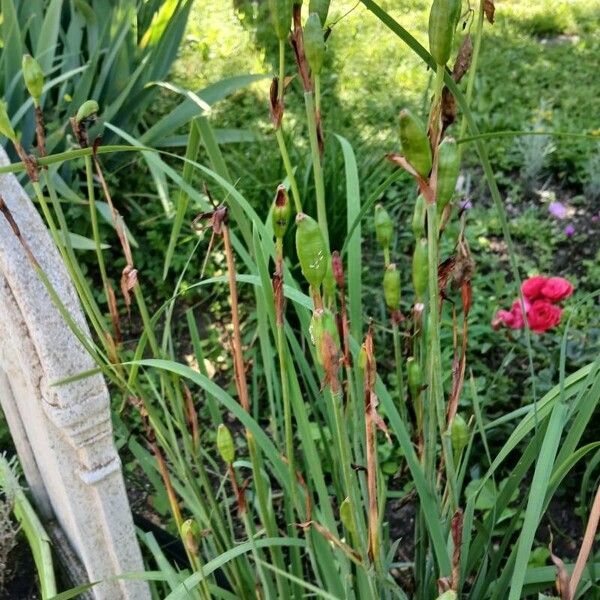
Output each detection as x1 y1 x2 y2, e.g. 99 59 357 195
309 0 330 25
217 424 235 464
309 308 339 365
267 0 293 41
22 55 44 107
450 413 469 455
428 0 462 67
436 137 460 214
435 592 457 600
399 109 432 178
296 212 328 289
75 99 99 124
340 497 355 534
412 238 428 301
407 357 422 399
304 13 325 76
272 185 292 239
374 203 394 251
412 194 426 239
181 519 200 555
0 101 17 142
383 263 401 311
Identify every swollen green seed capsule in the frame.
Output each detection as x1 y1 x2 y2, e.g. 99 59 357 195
399 109 432 178
304 13 325 76
296 212 328 289
267 0 293 41
374 204 394 251
412 194 426 239
340 497 355 533
75 99 99 124
407 357 422 399
309 0 330 25
272 185 292 239
22 55 44 107
451 413 469 455
383 263 401 311
217 424 235 464
0 101 16 142
309 308 339 365
428 0 462 67
412 238 428 301
435 592 457 600
436 137 460 215
181 519 200 555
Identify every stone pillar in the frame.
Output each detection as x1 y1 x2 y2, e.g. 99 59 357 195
0 146 150 600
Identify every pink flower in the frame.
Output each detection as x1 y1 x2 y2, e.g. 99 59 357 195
509 300 526 328
541 277 574 302
521 276 548 301
548 201 568 219
492 309 517 330
527 300 562 333
492 300 525 330
564 225 575 237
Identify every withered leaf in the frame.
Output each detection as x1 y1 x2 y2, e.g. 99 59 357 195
452 35 473 83
441 87 457 131
484 0 495 24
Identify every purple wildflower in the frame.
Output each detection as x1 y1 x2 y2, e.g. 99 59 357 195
564 225 575 237
548 201 568 219
459 199 473 210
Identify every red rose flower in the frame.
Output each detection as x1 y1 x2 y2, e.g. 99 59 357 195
541 277 574 302
521 276 548 300
526 300 562 333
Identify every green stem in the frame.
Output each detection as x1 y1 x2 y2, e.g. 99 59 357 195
392 323 407 423
303 91 329 248
278 40 286 104
83 155 110 303
425 202 458 509
459 0 485 144
274 128 302 214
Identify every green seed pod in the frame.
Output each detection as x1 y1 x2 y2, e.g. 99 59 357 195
296 212 328 289
0 101 17 142
450 413 469 455
75 99 99 124
436 137 460 214
383 263 401 311
374 203 394 251
267 0 293 41
272 185 292 239
435 592 457 600
309 0 330 25
181 518 200 555
339 497 355 534
412 194 426 239
22 55 44 107
309 308 339 365
428 0 462 67
304 13 325 76
407 357 422 399
412 238 428 301
399 109 432 178
217 424 235 464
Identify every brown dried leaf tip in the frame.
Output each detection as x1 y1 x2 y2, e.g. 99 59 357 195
269 77 284 129
452 35 473 84
484 0 495 24
120 265 138 314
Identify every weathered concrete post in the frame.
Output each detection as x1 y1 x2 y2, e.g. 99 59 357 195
0 146 150 599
